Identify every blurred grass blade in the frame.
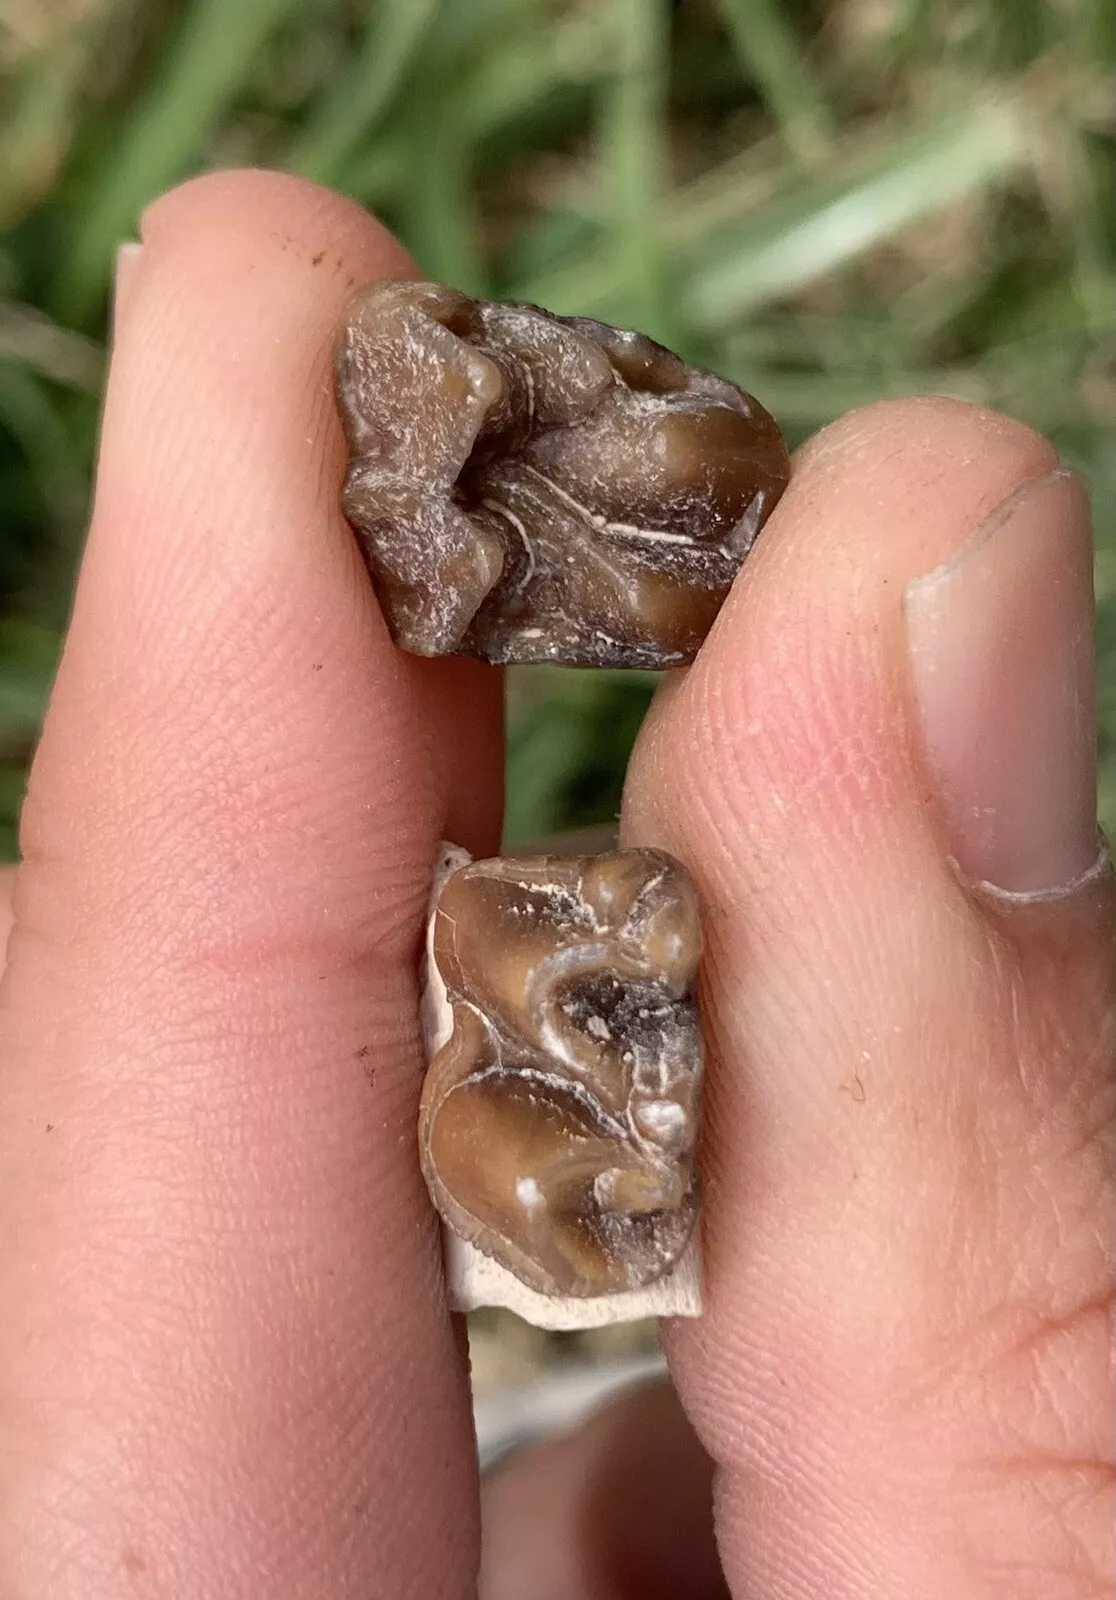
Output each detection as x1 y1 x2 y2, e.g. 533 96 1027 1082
504 695 589 844
431 0 546 55
1086 0 1116 65
339 8 614 206
0 302 102 391
685 97 1030 326
0 622 59 736
715 0 834 166
0 37 85 229
513 96 1031 322
54 0 305 323
719 359 989 430
1052 123 1116 317
285 0 440 184
378 0 542 285
460 9 613 137
504 669 657 845
0 361 84 514
601 0 673 343
397 79 488 294
0 768 27 860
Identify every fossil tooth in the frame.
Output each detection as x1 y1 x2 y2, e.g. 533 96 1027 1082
335 280 790 668
419 843 704 1328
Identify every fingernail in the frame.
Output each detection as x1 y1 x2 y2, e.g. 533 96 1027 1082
111 242 142 343
904 469 1099 895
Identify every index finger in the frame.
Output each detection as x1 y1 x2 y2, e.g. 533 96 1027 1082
0 171 500 1598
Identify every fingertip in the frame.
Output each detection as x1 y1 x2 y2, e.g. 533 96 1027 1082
793 393 1057 485
124 173 504 855
138 167 416 287
627 395 1065 893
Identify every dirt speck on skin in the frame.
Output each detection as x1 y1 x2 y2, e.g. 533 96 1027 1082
44 1123 54 1132
121 1545 148 1579
839 1070 866 1102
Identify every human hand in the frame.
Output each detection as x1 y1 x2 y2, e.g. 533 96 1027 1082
0 172 1111 1599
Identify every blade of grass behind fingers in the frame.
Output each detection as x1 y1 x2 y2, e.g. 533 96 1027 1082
460 8 614 140
0 764 28 860
714 0 835 167
0 304 102 393
0 363 84 518
53 0 305 324
0 622 59 740
397 78 488 296
0 37 86 230
600 0 674 345
512 95 1032 323
504 670 658 845
337 7 614 209
1085 0 1116 65
284 0 441 185
683 96 1032 325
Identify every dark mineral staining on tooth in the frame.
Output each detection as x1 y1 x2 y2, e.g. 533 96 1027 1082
418 848 703 1298
334 280 791 668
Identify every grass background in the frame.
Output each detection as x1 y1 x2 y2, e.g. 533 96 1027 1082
1 0 1113 859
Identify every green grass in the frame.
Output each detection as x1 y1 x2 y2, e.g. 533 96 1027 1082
1 0 1114 852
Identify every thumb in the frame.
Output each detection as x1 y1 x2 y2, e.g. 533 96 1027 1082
623 398 1114 1598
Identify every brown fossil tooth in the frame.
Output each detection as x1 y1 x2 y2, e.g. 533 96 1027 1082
418 846 705 1307
335 280 790 667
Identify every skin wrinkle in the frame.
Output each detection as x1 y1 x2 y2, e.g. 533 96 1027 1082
1003 1303 1114 1463
18 555 436 970
681 743 981 1148
953 1474 1113 1600
692 637 917 906
3 886 424 1096
711 1397 909 1597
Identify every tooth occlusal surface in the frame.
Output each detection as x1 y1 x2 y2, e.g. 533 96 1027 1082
418 843 706 1328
